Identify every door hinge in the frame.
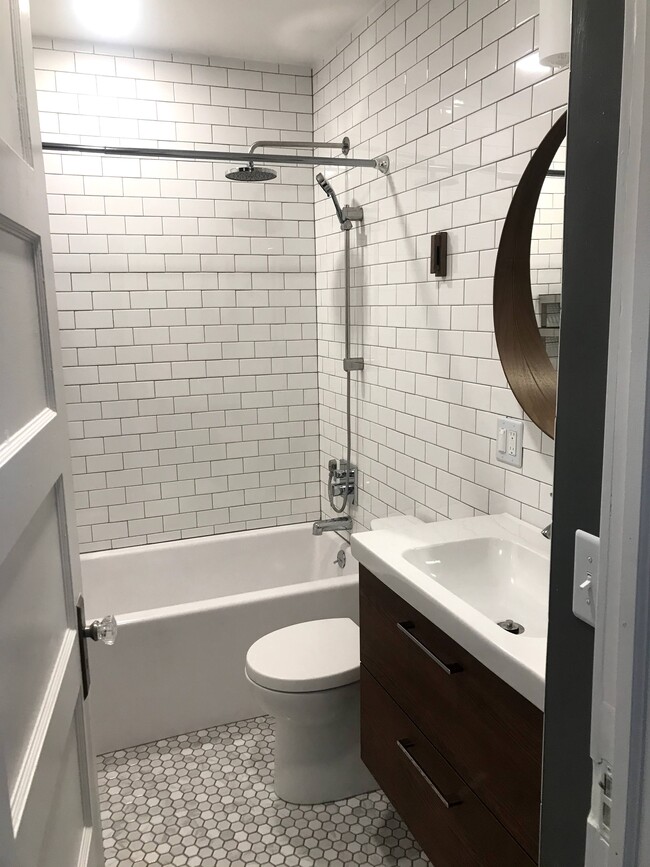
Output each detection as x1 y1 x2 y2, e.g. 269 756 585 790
599 765 613 841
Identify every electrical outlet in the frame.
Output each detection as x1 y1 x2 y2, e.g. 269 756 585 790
496 417 524 467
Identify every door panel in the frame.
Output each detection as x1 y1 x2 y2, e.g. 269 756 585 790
0 225 53 439
0 488 69 788
0 0 31 161
0 1 104 865
17 692 93 867
34 718 86 867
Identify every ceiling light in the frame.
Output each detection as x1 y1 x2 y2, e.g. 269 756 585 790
74 0 140 39
539 0 571 68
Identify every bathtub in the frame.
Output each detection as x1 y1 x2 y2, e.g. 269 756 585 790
81 523 358 754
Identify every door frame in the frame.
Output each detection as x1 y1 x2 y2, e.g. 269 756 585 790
585 0 650 862
539 0 625 861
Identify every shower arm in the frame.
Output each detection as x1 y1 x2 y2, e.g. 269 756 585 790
248 137 351 158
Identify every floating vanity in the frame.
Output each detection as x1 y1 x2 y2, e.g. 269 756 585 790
351 514 551 867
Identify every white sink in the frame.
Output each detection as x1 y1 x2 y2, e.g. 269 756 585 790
403 537 549 639
351 514 551 709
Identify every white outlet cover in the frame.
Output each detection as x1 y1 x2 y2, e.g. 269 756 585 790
496 417 524 467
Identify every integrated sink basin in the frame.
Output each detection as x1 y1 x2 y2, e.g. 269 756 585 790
351 513 551 709
403 537 549 639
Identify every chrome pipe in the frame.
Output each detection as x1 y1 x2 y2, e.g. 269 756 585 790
249 137 350 155
41 141 385 170
345 228 351 364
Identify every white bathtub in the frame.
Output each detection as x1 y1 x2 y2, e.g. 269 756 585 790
81 524 358 754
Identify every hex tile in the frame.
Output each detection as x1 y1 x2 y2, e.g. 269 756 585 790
97 716 430 867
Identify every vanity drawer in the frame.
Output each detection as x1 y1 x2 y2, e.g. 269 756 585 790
361 667 535 867
360 567 542 861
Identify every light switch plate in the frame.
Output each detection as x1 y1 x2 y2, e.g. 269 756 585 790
574 530 599 626
496 417 524 467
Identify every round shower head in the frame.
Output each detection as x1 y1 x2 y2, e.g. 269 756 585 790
225 164 277 182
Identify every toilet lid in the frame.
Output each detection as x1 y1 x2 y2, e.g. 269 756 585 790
245 618 360 693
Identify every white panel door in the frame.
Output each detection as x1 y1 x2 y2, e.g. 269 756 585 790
0 1 104 865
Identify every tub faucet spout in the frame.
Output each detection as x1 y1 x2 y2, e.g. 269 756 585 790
312 516 353 536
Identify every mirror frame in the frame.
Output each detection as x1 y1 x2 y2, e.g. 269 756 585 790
493 112 567 439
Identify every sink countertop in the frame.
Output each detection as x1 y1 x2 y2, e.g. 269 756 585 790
351 513 551 710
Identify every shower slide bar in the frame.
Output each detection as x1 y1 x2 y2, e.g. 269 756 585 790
41 140 391 174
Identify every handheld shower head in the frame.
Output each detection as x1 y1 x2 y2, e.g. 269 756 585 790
316 173 334 197
315 173 352 230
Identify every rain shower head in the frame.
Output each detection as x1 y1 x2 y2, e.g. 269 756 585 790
226 164 277 182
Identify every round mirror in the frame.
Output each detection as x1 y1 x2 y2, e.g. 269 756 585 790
493 112 567 439
530 141 565 369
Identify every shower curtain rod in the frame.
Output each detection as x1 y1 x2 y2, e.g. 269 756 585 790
41 142 390 173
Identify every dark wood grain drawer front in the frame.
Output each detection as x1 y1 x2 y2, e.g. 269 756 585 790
360 567 542 861
361 668 535 867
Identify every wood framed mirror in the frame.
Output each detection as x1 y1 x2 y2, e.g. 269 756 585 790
494 112 567 439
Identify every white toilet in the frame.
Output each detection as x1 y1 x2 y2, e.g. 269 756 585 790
245 617 376 804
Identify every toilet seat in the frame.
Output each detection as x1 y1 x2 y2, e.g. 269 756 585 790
245 618 360 693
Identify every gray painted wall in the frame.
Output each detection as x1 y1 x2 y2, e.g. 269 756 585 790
540 0 625 863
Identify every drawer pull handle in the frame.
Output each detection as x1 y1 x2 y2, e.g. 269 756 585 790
396 739 462 809
397 621 463 675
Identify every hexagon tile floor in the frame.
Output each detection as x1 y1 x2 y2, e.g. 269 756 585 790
97 714 431 867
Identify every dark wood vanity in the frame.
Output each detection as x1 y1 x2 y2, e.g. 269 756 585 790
359 566 543 866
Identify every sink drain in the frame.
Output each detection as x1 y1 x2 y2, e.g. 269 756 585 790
497 619 525 635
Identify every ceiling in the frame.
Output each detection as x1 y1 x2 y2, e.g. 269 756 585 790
29 0 378 67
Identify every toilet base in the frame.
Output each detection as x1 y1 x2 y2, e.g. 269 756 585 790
247 675 377 805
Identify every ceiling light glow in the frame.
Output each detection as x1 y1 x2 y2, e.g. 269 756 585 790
516 52 547 74
74 0 140 38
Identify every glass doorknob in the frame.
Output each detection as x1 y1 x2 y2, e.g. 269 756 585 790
83 614 118 646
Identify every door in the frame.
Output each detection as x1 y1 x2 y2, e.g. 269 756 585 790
0 1 104 865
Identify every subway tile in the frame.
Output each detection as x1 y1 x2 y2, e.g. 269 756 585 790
34 48 75 71
532 67 570 114
498 20 535 67
97 75 136 97
55 70 97 94
154 60 192 82
75 52 115 75
41 17 560 547
483 0 517 46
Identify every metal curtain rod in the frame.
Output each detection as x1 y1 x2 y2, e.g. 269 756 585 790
41 142 390 173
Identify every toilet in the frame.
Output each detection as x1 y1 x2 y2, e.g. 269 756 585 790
245 618 376 805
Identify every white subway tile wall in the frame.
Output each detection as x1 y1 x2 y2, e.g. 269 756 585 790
34 0 566 551
313 0 566 530
33 40 320 551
